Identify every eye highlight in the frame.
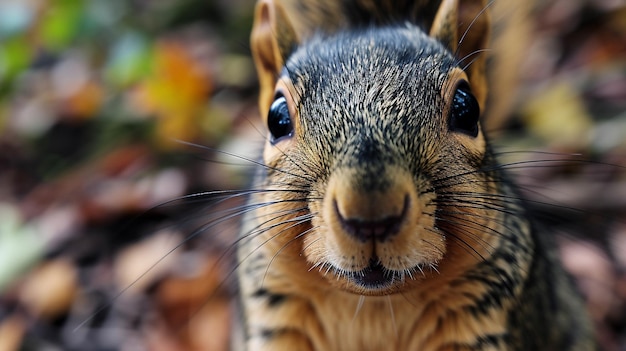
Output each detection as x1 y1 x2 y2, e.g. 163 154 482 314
267 94 294 144
449 82 480 138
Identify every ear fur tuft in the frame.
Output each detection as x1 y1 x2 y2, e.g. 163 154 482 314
251 0 298 115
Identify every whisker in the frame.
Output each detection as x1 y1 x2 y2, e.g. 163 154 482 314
175 139 316 183
261 215 317 285
458 48 493 71
456 0 495 55
386 296 398 337
352 295 366 323
73 198 275 332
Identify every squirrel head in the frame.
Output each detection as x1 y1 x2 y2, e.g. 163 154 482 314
250 0 499 295
251 0 490 115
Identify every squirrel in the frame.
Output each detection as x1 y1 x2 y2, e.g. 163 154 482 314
236 0 596 350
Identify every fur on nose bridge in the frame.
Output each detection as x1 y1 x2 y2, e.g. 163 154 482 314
334 138 400 191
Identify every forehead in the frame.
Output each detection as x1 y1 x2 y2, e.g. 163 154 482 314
285 25 457 100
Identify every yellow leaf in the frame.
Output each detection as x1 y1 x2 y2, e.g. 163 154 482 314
522 82 593 148
134 41 212 148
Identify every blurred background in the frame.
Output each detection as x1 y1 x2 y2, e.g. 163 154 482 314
0 0 624 350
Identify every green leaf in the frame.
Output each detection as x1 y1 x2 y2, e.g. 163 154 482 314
38 0 85 50
0 204 44 293
0 35 31 90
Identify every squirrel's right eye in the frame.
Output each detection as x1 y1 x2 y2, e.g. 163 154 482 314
267 95 294 144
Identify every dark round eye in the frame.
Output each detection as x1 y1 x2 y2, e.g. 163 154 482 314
449 82 480 137
267 94 293 144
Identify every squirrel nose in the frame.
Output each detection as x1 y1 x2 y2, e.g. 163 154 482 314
333 194 410 242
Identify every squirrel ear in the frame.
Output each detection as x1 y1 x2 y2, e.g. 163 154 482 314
251 0 298 115
430 0 490 108
430 0 459 52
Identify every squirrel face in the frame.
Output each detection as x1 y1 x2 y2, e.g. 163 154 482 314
260 26 497 296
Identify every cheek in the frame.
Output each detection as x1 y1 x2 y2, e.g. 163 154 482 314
302 199 329 264
451 127 486 155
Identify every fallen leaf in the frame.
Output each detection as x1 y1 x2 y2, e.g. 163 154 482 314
0 314 26 351
18 259 78 319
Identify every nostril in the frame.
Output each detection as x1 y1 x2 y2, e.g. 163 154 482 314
335 194 409 242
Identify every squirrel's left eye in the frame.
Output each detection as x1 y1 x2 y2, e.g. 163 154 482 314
449 82 480 137
267 94 294 144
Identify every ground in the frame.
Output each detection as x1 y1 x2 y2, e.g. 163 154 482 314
0 0 624 350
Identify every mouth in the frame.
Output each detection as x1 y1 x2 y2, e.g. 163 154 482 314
344 259 410 292
316 257 435 294
350 260 392 288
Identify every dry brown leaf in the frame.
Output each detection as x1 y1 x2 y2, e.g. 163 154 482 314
0 314 26 351
18 259 78 319
113 230 184 295
153 257 231 351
